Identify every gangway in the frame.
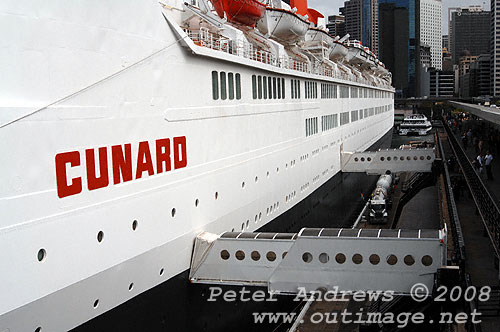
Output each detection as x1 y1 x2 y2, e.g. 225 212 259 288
190 228 447 295
341 148 436 174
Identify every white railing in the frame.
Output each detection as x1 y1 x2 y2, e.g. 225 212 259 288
183 28 391 88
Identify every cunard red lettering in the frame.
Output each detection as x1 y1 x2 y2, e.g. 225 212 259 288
86 147 109 191
112 144 133 184
173 136 187 169
55 151 82 198
55 137 187 198
136 141 154 179
156 138 171 173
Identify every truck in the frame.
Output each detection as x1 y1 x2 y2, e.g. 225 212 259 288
368 171 393 224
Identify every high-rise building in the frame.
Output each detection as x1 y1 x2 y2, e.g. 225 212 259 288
449 6 490 65
326 15 346 38
419 0 442 70
341 0 378 55
461 54 491 97
378 0 416 97
430 70 454 97
442 35 449 50
492 0 500 96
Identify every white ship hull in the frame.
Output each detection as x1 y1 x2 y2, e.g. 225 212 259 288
0 1 394 331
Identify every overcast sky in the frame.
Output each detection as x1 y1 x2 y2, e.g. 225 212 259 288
307 0 490 35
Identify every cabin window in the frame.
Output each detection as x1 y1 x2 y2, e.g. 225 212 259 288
228 73 234 100
220 72 227 100
212 71 219 100
277 78 281 99
281 78 285 98
340 112 350 125
235 74 241 100
257 76 262 99
273 77 277 99
359 109 364 119
351 110 358 122
252 75 257 99
268 77 272 99
263 76 268 99
305 117 318 137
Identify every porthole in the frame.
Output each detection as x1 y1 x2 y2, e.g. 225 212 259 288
369 254 380 265
159 268 165 276
221 250 230 260
276 167 279 173
282 252 288 259
302 252 313 263
400 156 404 161
420 156 424 160
407 156 411 160
422 255 433 266
386 254 398 265
267 171 270 178
367 157 372 162
259 212 262 220
246 220 249 228
215 192 219 200
235 250 245 260
387 157 391 161
427 156 431 160
97 231 104 243
93 299 99 308
195 199 199 207
319 253 329 264
266 251 277 262
352 254 363 264
404 255 415 266
380 157 385 161
171 208 176 217
335 253 346 264
251 251 261 261
241 223 244 231
37 248 46 262
255 176 258 183
35 327 42 332
361 157 365 162
354 157 359 162
132 220 138 231
413 156 418 160
128 283 134 291
241 182 245 188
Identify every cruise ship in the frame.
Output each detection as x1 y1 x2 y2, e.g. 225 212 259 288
0 0 394 331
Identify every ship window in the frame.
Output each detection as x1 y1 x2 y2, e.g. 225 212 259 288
212 71 219 100
228 73 234 100
220 72 227 100
281 78 285 99
252 75 257 99
235 73 241 100
273 77 277 99
351 110 358 122
257 75 262 99
340 112 350 125
277 77 281 99
291 79 294 98
263 76 267 99
359 109 364 119
268 77 272 99
298 80 301 98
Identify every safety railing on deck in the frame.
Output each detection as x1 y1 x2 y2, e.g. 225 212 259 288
183 27 390 88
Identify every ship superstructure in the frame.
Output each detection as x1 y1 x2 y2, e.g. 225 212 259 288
0 0 394 331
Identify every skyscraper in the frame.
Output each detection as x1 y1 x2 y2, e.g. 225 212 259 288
326 15 346 38
378 0 416 97
341 0 379 55
419 0 442 70
492 1 500 96
449 7 490 65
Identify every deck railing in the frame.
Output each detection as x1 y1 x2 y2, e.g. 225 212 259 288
183 28 391 89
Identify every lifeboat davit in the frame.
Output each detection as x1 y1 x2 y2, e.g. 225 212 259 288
210 0 266 27
346 41 370 67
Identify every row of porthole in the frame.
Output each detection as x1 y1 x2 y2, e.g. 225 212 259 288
353 155 432 162
301 252 434 267
31 266 168 332
221 249 286 262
